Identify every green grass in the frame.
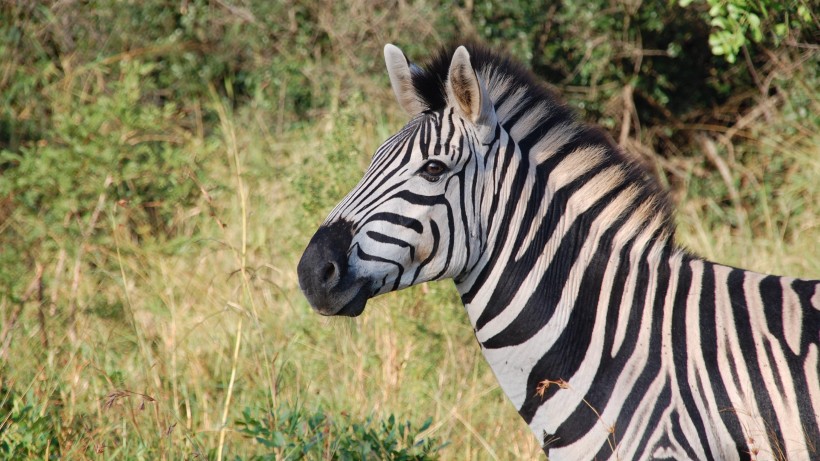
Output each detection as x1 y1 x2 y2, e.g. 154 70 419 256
0 98 544 459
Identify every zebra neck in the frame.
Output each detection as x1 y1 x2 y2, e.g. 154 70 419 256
458 137 674 333
456 221 678 430
454 137 679 410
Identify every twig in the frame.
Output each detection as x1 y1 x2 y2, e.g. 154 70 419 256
619 83 635 147
537 379 619 459
216 318 242 461
723 96 780 142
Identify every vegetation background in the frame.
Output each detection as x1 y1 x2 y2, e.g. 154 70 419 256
0 1 817 459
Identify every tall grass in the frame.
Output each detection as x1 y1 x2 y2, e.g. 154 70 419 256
1 2 817 460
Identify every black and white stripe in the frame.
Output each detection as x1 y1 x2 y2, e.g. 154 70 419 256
297 43 820 460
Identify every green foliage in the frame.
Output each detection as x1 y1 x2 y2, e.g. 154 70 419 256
0 56 214 305
472 0 738 125
0 387 61 460
292 95 372 222
235 406 444 460
2 59 202 231
681 0 816 63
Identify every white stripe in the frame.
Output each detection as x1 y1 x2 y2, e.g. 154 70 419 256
509 101 550 141
610 211 665 356
617 372 669 461
745 271 808 459
526 187 638 434
477 165 624 342
713 264 776 458
551 242 663 460
530 121 580 164
685 260 741 461
493 85 528 122
804 344 820 450
514 146 607 261
781 277 804 355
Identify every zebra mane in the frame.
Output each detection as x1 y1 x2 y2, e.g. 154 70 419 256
410 43 566 127
410 44 678 243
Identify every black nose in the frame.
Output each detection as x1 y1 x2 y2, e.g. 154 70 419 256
297 220 354 311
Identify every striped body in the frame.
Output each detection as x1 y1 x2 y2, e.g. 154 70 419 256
297 44 820 460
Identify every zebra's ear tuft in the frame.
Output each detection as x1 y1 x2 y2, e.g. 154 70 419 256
446 46 496 126
384 44 427 116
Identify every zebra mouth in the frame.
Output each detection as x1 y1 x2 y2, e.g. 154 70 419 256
298 269 372 317
332 285 371 317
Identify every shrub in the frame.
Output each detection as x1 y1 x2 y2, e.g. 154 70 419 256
681 0 816 63
235 406 445 460
0 385 62 460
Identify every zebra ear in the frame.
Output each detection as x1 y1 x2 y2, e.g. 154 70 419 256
384 44 427 116
446 46 496 126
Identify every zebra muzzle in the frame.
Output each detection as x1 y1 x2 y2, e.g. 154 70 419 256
297 220 370 317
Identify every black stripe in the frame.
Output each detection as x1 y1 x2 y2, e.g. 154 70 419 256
604 244 671 457
413 219 440 281
460 135 526 304
390 189 449 207
517 212 622 422
546 230 656 447
670 409 702 461
671 257 715 461
362 212 423 234
480 167 626 345
501 98 535 133
365 231 415 261
443 110 456 154
468 153 611 319
762 338 786 397
602 380 672 461
484 134 520 239
792 279 820 355
517 107 573 152
352 179 410 219
354 245 404 291
760 275 784 344
725 268 786 454
786 279 820 447
454 158 472 276
698 262 748 452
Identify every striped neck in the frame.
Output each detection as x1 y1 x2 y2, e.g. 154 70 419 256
452 102 680 439
456 108 677 327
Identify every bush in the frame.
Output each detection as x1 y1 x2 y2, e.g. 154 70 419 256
683 0 816 63
0 385 62 460
235 406 444 460
469 0 816 145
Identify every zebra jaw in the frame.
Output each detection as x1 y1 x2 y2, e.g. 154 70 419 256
297 220 372 317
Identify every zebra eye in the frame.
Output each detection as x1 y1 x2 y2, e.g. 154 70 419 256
420 160 447 181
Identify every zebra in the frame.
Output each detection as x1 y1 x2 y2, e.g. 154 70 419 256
297 43 820 460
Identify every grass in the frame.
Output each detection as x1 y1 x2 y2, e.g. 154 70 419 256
0 94 544 458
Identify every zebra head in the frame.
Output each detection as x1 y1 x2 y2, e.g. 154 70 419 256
298 44 501 316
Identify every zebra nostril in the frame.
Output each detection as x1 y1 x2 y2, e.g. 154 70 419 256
321 261 338 284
